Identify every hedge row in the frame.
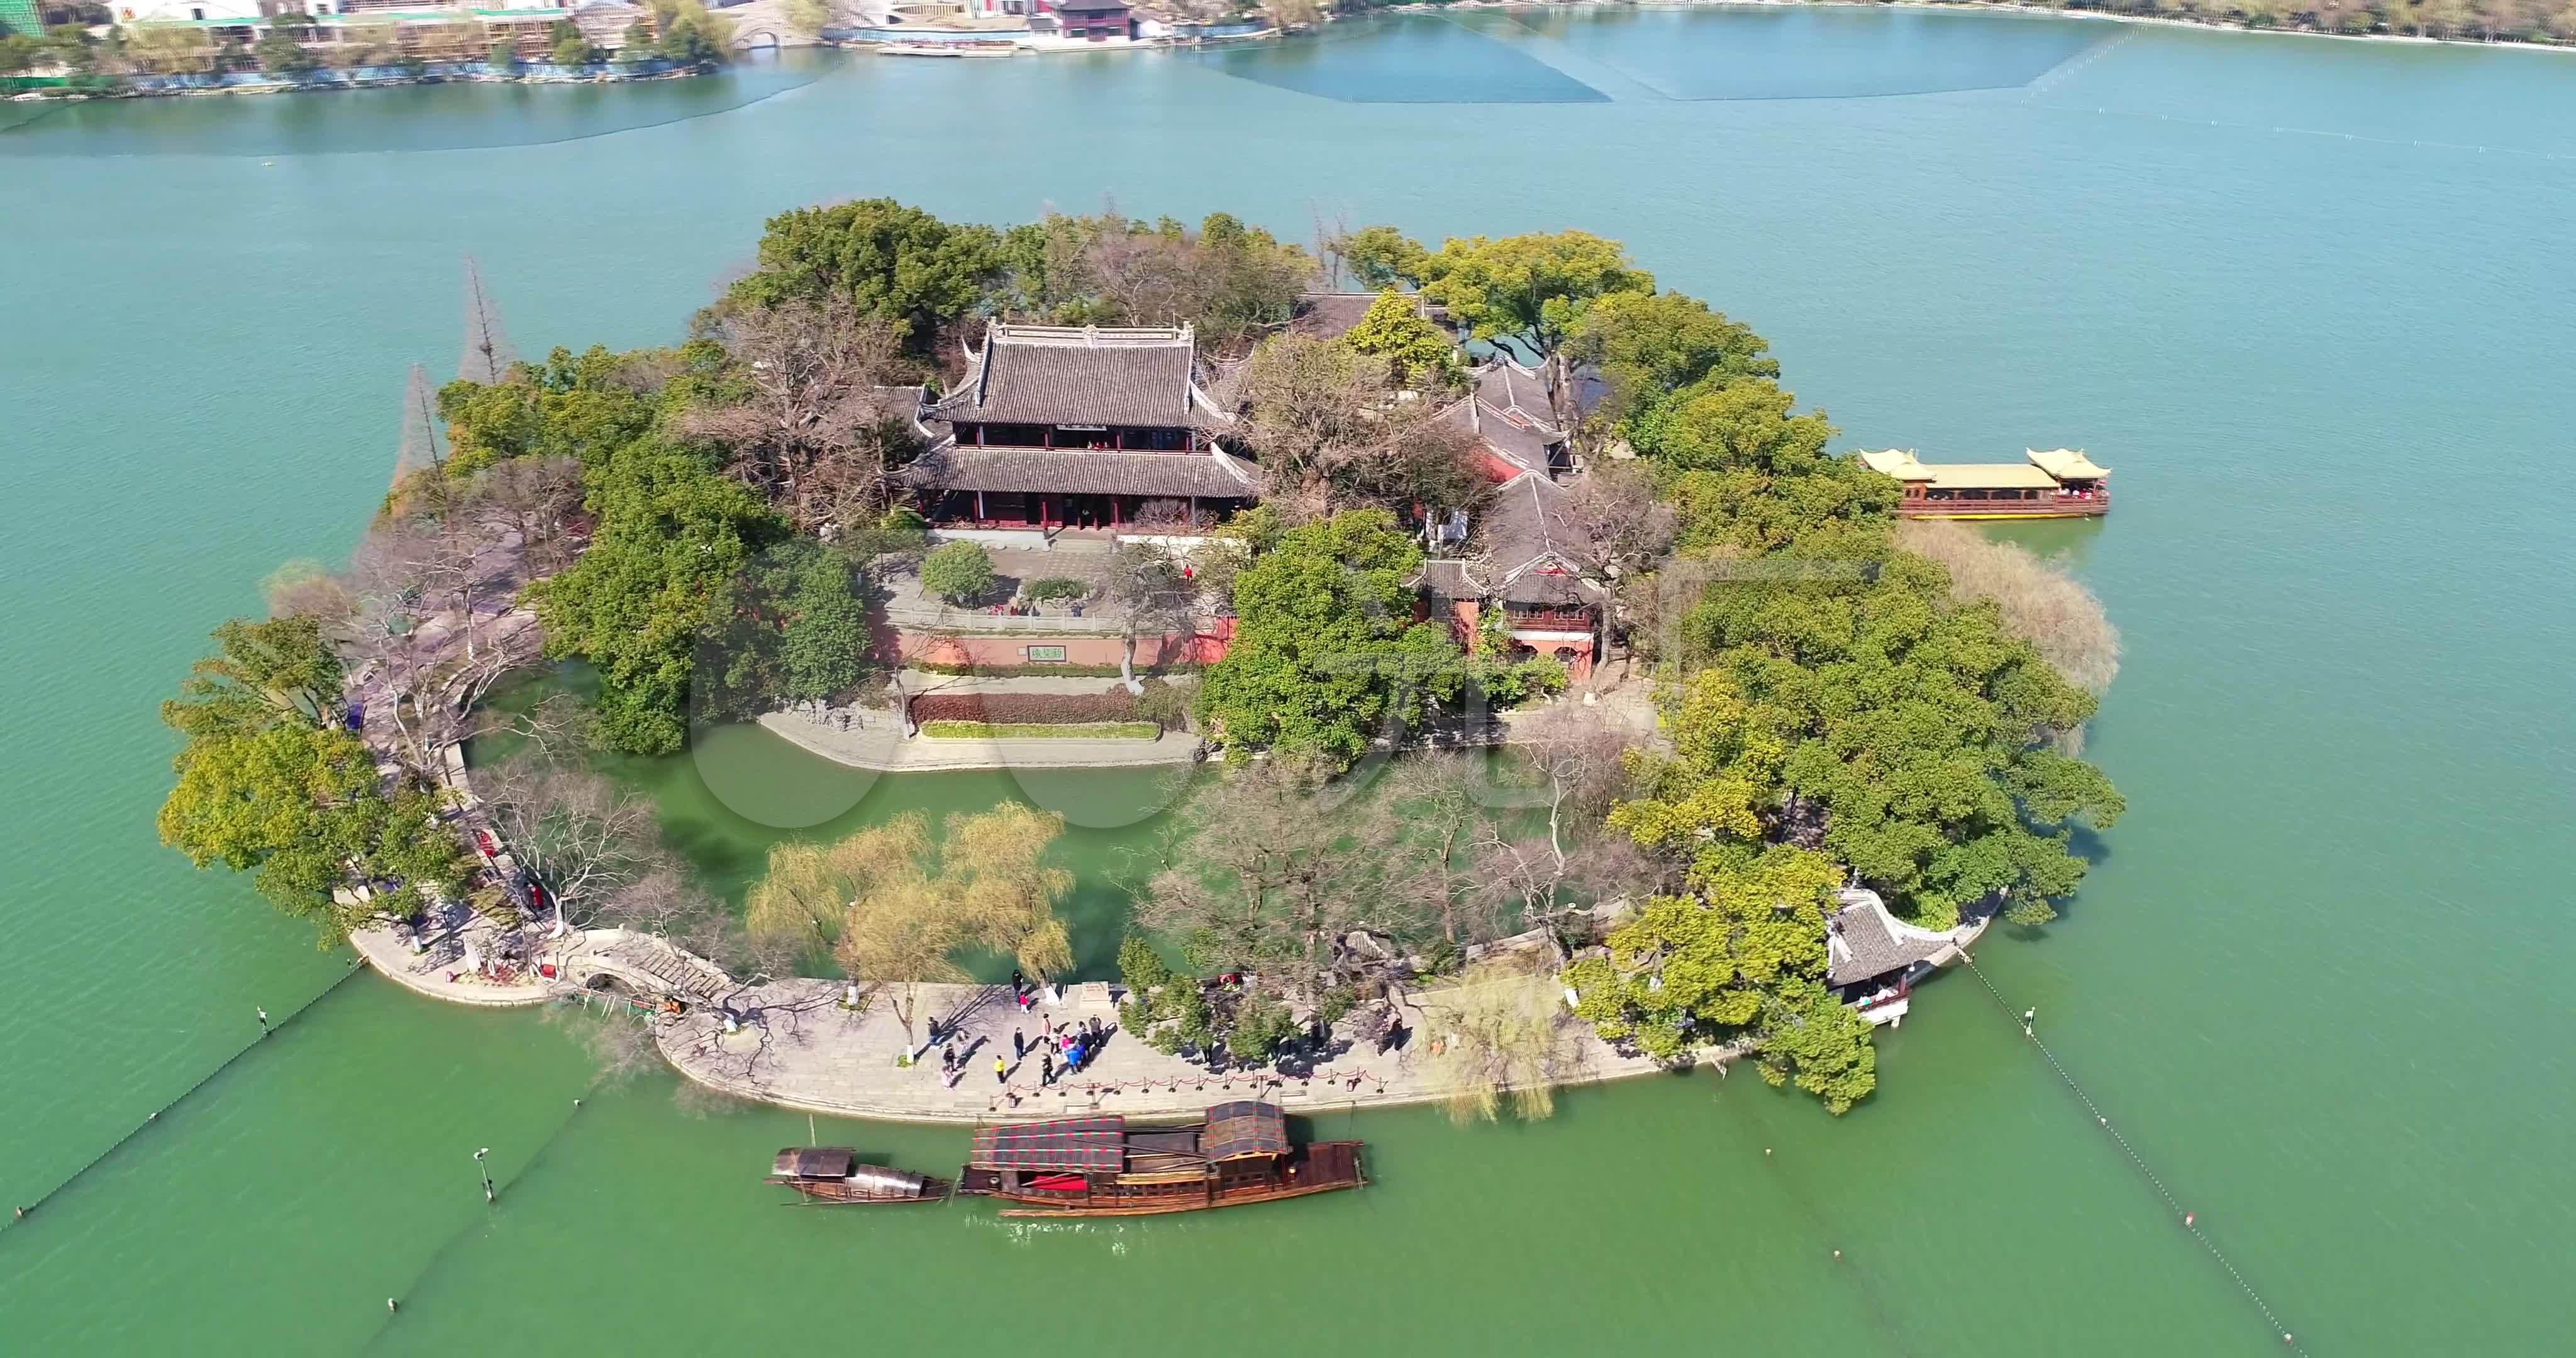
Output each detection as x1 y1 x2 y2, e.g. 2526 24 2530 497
910 691 1140 725
920 721 1161 741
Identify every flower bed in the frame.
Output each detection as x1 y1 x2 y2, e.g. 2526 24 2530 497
919 721 1162 741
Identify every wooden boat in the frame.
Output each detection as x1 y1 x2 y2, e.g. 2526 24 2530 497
956 1101 1364 1218
767 1147 951 1204
1860 448 2112 520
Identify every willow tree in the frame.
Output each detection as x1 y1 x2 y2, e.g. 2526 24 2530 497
838 876 974 1059
743 814 932 958
1424 959 1582 1125
744 806 1073 1054
941 803 1075 986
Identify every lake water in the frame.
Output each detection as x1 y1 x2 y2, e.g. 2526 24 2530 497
4 11 2573 1354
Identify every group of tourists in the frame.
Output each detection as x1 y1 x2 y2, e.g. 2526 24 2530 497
923 971 1118 1088
1011 1015 1111 1087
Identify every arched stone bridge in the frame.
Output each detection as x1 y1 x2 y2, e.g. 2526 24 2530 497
565 930 733 1005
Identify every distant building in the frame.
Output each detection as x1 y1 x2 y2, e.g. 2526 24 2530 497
113 1 657 62
1046 0 1131 41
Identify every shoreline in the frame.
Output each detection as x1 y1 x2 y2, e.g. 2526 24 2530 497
1391 0 2576 57
5 62 706 106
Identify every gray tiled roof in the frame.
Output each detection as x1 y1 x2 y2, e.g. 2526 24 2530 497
1289 292 1385 342
904 446 1260 499
1475 358 1557 425
931 324 1203 429
1826 891 1962 987
1419 474 1604 606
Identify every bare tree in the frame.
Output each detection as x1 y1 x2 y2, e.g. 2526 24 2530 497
1559 460 1676 583
681 297 919 534
391 362 445 490
1472 703 1645 955
1137 758 1425 1008
467 453 586 578
458 253 519 386
1233 334 1484 515
1895 517 2121 697
479 751 677 936
1101 541 1197 694
1378 751 1502 949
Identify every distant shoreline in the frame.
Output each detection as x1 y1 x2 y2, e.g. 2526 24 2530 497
4 62 704 106
1390 0 2576 56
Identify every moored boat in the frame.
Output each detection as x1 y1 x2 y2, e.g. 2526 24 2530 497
1861 447 2111 519
956 1101 1364 1218
767 1147 951 1204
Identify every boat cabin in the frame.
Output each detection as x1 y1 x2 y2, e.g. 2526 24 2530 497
956 1101 1365 1217
911 323 1257 533
765 1147 948 1203
1860 447 2111 519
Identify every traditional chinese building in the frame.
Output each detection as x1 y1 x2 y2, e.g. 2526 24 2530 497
909 323 1258 536
1416 358 1606 680
1860 446 2111 519
1824 889 1988 1028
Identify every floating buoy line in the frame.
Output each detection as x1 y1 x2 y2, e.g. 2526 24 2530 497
1 956 370 1238
1960 952 2309 1353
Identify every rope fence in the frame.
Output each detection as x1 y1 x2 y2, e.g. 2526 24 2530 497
4 954 372 1236
1960 953 2309 1353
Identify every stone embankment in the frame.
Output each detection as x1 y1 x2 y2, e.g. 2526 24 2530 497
654 976 1724 1125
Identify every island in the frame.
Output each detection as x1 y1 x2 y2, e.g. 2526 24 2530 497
153 196 2124 1123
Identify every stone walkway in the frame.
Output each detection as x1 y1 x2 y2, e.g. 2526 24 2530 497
349 914 576 1008
657 976 1722 1125
757 711 1200 771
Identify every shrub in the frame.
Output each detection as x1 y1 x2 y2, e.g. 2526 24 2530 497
920 541 996 604
909 660 1202 679
841 524 929 563
1133 677 1190 732
1025 577 1091 602
909 690 1142 725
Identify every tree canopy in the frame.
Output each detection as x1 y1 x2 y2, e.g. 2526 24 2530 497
994 210 1312 349
1340 288 1461 389
1230 334 1482 516
156 617 467 939
1415 230 1654 360
728 198 1006 355
1566 290 1778 434
1198 509 1463 767
526 440 791 754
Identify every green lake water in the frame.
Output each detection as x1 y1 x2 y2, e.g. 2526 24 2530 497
5 11 2573 1353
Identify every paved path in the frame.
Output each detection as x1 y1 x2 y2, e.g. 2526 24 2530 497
757 711 1199 771
657 976 1726 1125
